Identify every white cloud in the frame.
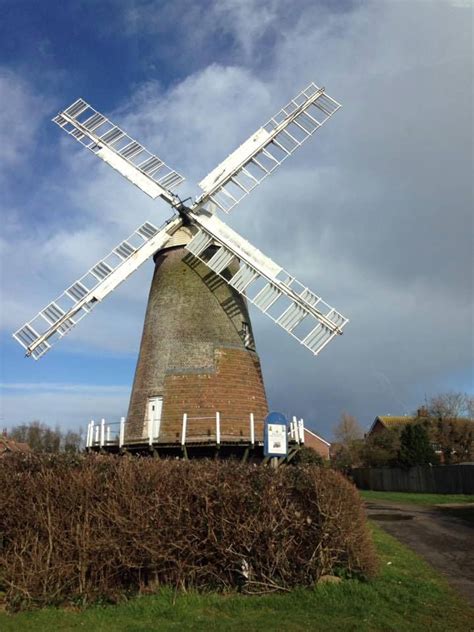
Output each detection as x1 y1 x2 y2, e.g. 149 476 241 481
0 69 48 172
1 0 472 437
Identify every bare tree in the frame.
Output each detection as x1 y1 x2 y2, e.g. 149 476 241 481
419 392 473 463
332 412 364 469
426 391 473 420
334 412 363 444
8 421 82 453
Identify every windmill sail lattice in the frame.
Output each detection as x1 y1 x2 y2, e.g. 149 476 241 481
53 99 184 202
197 83 340 213
13 217 182 358
186 212 347 355
13 81 348 362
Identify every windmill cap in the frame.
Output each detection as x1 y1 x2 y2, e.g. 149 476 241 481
153 225 197 257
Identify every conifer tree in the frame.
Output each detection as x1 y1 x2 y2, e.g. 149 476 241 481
398 423 437 467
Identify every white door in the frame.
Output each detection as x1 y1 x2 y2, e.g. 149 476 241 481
146 396 163 440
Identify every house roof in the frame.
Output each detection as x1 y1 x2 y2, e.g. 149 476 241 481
0 437 31 456
367 415 415 435
377 416 416 426
304 428 331 447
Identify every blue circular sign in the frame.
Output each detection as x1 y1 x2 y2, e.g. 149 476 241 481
265 411 288 425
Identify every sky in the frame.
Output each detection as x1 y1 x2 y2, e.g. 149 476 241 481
0 0 472 440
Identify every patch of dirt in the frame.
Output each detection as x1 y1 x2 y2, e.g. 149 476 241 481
365 500 474 606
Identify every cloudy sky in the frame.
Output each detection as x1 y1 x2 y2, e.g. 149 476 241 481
0 0 472 439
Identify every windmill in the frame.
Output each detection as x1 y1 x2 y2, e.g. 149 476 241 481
13 82 349 450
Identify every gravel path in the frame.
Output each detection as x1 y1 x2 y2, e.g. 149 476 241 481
365 500 474 606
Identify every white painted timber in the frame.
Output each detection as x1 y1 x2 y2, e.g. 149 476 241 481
96 146 172 200
186 211 348 356
198 128 271 193
13 216 183 359
195 82 341 213
53 98 184 204
13 81 349 363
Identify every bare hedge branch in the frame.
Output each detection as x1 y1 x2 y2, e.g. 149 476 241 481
0 454 377 610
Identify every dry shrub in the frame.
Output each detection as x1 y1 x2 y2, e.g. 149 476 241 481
0 454 377 610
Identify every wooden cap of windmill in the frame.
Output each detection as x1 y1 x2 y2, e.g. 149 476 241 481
125 227 269 443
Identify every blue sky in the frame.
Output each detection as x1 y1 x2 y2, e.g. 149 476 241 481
1 0 472 438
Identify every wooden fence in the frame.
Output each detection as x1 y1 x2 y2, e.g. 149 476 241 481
351 465 474 494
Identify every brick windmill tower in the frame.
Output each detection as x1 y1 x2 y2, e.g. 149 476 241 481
125 225 269 445
14 82 348 453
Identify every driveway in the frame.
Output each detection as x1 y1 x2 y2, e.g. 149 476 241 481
365 500 474 606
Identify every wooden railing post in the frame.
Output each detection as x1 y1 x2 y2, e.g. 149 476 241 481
119 417 125 448
148 415 153 446
298 418 305 444
100 418 105 447
292 416 298 441
181 413 187 446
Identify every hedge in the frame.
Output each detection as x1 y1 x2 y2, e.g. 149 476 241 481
0 454 377 610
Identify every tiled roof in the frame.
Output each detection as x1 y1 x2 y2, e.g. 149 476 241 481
0 437 31 455
377 416 416 426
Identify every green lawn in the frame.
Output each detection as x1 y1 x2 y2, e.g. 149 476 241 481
0 525 472 631
360 490 474 505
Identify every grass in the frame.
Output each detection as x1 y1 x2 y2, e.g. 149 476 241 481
1 525 473 631
360 490 474 505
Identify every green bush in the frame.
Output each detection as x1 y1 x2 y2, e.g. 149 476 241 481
0 454 377 610
291 446 325 466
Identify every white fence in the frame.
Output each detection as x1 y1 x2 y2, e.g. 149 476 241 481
86 414 306 449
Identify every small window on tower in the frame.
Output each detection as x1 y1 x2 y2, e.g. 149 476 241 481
242 322 254 350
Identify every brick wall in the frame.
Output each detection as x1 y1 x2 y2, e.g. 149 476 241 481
304 430 331 459
159 347 267 443
125 238 268 442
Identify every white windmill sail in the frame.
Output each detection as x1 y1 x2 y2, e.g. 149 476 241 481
13 80 349 361
186 212 348 356
53 99 184 204
13 217 183 359
196 83 341 213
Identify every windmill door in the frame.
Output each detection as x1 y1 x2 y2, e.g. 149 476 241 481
146 396 163 440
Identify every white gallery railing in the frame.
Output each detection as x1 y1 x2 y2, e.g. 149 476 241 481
86 414 306 449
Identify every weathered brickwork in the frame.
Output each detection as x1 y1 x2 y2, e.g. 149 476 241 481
125 234 268 442
160 347 267 443
304 430 331 460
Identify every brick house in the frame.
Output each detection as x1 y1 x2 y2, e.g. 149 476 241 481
0 436 31 457
366 415 415 437
303 428 331 460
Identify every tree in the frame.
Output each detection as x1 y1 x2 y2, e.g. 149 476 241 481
398 424 437 467
361 427 400 467
292 446 324 466
331 412 364 470
431 417 473 464
418 392 473 463
64 430 83 453
8 421 82 453
426 391 473 421
334 412 363 444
